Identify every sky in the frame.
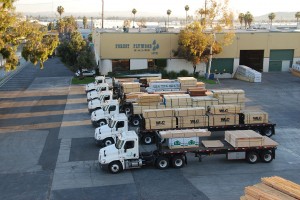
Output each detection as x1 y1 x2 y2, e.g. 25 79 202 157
15 0 300 17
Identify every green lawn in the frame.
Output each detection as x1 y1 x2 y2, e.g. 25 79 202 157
72 77 95 84
197 77 217 84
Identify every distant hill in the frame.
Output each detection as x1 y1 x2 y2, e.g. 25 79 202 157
255 12 299 22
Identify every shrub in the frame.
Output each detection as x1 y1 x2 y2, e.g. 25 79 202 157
178 69 189 77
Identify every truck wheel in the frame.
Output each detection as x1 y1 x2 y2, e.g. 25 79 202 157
246 151 259 164
98 119 107 127
156 157 169 170
261 151 273 163
132 117 140 126
263 127 273 137
103 138 114 146
109 161 123 174
142 134 153 145
171 156 184 168
124 106 132 114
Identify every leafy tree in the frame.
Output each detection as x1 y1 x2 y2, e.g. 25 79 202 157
184 5 189 25
167 9 172 28
57 6 64 19
47 22 55 31
268 12 276 28
244 11 253 28
83 16 87 29
0 0 59 70
295 12 300 25
132 8 137 28
137 18 147 28
238 13 244 28
175 0 234 77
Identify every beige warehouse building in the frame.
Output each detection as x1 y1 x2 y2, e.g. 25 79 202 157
92 29 300 78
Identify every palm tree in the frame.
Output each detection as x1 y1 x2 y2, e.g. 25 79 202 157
83 16 87 29
295 12 300 25
268 12 276 28
184 5 189 25
132 8 137 28
238 13 244 28
244 11 253 29
57 6 64 19
167 9 172 29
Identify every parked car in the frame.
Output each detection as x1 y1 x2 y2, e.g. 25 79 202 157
75 69 96 77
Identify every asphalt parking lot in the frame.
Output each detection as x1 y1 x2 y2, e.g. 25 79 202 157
0 59 300 200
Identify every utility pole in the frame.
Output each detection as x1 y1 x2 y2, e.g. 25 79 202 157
101 0 104 28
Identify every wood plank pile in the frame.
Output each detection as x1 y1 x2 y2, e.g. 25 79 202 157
143 108 174 118
177 115 209 128
208 114 239 126
146 79 181 92
225 130 264 147
202 140 224 148
242 110 269 124
240 176 300 200
188 88 207 96
212 89 245 109
209 104 241 114
163 94 192 108
132 103 165 115
137 94 162 105
159 129 211 149
139 77 161 85
125 92 146 102
191 96 219 110
234 65 262 83
174 107 206 116
121 82 141 93
145 117 176 130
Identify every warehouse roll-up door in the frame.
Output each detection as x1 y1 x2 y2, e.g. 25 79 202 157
269 49 294 72
239 50 264 72
211 58 234 74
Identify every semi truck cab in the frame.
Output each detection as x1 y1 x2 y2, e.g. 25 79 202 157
91 100 120 127
87 83 111 101
88 91 113 113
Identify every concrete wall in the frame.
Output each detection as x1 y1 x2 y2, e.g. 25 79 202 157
100 60 112 75
166 59 206 75
130 59 148 70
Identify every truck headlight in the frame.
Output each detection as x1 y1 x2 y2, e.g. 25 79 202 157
101 159 106 163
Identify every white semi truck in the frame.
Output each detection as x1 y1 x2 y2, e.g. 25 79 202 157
88 91 114 113
85 76 113 93
98 130 278 174
91 100 120 127
86 83 111 102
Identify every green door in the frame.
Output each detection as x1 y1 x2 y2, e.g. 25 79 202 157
211 58 234 73
269 49 294 71
269 61 282 72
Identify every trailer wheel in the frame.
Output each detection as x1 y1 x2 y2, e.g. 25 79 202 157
98 119 107 127
103 138 114 146
171 156 184 168
246 151 259 164
263 127 273 137
109 161 123 174
132 117 140 126
156 157 169 170
261 151 273 163
142 134 153 145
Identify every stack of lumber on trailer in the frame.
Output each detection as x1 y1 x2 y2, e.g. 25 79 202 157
144 117 176 130
139 77 161 85
208 114 240 126
143 108 174 118
240 176 300 200
163 94 192 108
175 107 208 128
159 129 211 149
174 107 206 116
137 93 161 105
146 79 181 92
132 103 165 115
121 82 140 93
242 110 269 124
225 130 264 147
202 140 224 148
178 77 199 91
212 89 245 109
209 104 241 114
125 92 146 102
191 96 219 110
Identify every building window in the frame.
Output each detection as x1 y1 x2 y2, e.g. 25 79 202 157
112 59 130 72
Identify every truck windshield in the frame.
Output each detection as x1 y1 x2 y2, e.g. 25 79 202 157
108 120 116 128
103 105 109 111
115 139 124 149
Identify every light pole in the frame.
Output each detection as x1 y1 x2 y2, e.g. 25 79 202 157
101 0 104 28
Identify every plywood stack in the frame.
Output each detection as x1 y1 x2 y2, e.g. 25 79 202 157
139 77 161 85
174 107 206 116
132 103 166 115
125 92 146 102
191 96 219 110
159 129 211 149
209 104 241 114
188 88 207 96
177 115 209 128
146 79 181 92
163 94 192 108
240 176 300 200
242 110 269 124
225 130 264 147
121 82 141 93
212 89 245 109
178 77 198 91
137 94 161 106
143 108 174 118
234 65 262 83
144 117 176 130
208 114 239 126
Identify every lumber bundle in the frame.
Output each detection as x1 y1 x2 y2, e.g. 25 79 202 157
240 176 300 200
234 65 262 83
121 82 140 93
125 92 146 102
208 114 239 126
212 89 245 104
188 88 207 96
137 94 161 105
202 140 224 148
163 94 192 107
144 117 176 130
139 77 161 85
242 110 269 124
178 77 198 91
191 96 219 110
174 107 206 117
142 108 174 118
209 104 241 114
115 78 137 83
290 62 300 78
225 130 264 147
177 115 209 128
146 79 181 92
159 129 211 139
132 103 165 115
